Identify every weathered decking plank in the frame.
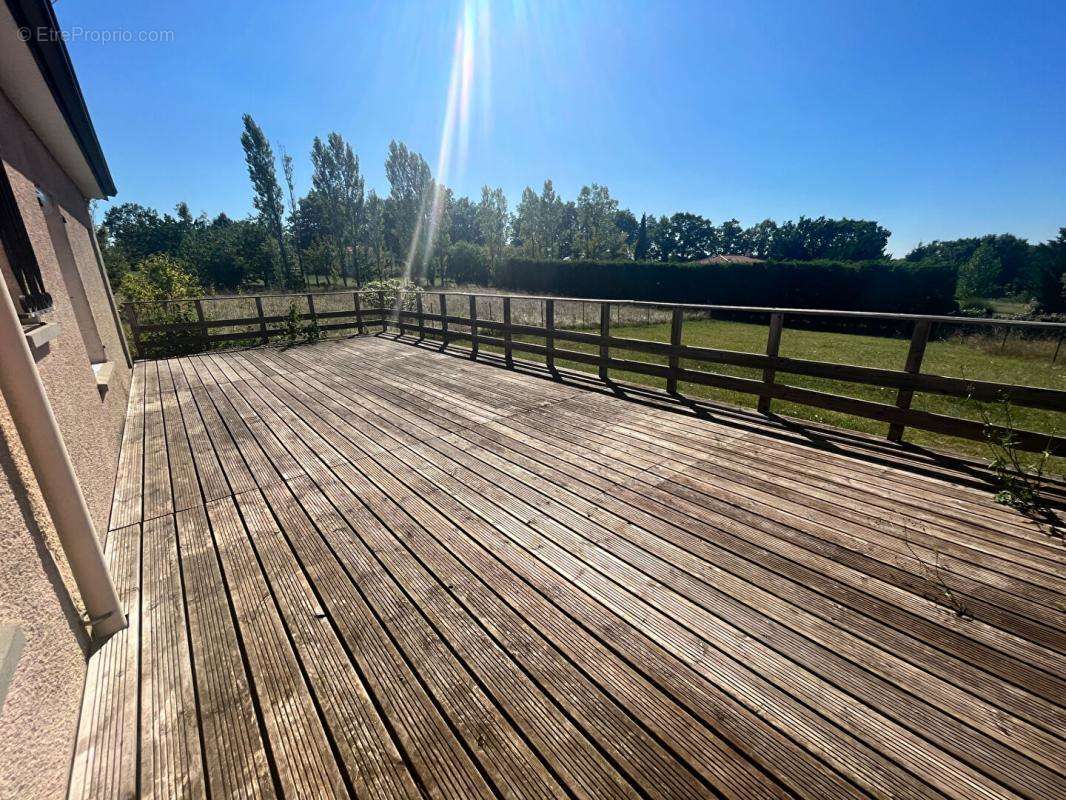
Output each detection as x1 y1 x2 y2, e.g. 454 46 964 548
253 358 989 800
232 489 422 800
319 343 1066 691
349 350 1066 682
247 354 899 798
203 496 347 799
73 337 1066 800
175 506 275 799
142 360 173 522
159 361 202 513
139 514 205 799
262 476 498 800
108 362 145 530
68 523 140 800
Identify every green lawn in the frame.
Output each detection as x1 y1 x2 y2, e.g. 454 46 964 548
474 316 1065 472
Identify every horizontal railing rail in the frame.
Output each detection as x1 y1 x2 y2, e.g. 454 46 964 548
123 288 1066 456
385 289 1066 455
122 290 389 355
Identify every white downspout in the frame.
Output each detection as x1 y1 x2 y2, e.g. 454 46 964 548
0 276 125 642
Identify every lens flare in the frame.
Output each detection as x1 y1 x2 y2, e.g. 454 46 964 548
400 0 487 296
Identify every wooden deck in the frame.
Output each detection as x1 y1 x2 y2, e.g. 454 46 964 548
69 334 1065 800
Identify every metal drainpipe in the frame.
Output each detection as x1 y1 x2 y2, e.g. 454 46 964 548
0 276 125 642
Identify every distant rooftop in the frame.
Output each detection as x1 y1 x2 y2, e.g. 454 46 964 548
692 254 766 265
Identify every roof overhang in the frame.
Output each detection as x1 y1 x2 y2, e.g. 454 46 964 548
0 0 116 199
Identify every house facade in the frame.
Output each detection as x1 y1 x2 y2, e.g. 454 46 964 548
0 1 131 796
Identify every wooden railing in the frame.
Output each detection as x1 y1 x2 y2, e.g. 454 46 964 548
123 289 1066 455
125 290 389 353
384 290 1066 455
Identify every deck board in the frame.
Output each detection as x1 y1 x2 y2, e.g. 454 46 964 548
72 335 1066 800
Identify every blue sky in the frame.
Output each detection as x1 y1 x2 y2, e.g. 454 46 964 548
59 0 1065 256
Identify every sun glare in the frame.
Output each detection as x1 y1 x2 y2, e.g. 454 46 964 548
401 0 490 288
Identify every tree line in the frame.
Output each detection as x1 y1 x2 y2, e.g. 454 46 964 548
100 114 1066 312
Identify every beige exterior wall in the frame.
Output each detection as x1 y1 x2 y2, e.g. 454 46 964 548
0 87 131 799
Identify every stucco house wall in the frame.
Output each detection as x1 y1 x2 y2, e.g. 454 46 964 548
0 85 131 799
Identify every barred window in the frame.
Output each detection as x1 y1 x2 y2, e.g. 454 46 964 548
0 165 52 316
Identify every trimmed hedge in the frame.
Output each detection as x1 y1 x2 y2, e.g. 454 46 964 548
495 258 958 315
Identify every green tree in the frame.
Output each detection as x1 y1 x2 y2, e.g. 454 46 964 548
361 190 388 282
513 186 541 257
956 241 1003 299
717 218 746 254
1024 228 1066 311
240 114 293 287
384 140 434 274
634 213 651 260
649 215 673 261
661 212 717 261
119 253 202 303
428 186 453 285
447 241 490 285
769 216 889 260
908 234 1032 295
119 253 204 357
310 132 365 285
450 196 482 244
614 209 639 252
745 219 778 259
477 185 509 276
574 184 625 259
279 145 308 288
97 202 184 268
303 238 336 286
557 201 579 259
537 180 564 258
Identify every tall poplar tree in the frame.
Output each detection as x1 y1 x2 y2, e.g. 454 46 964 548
240 114 292 287
311 132 364 285
279 145 307 288
634 213 650 260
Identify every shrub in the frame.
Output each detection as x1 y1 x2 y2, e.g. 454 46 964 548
447 241 490 285
494 257 958 316
362 278 421 312
1026 229 1066 312
119 252 202 304
956 242 1002 299
120 254 204 357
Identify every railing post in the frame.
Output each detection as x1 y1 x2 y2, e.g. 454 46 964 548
378 291 387 332
306 293 318 335
126 303 142 359
353 292 364 335
888 319 932 442
599 302 610 382
757 312 784 413
469 295 479 359
194 299 208 353
440 293 449 347
416 293 425 340
503 297 513 367
545 299 556 374
396 291 407 338
667 306 684 395
255 296 268 344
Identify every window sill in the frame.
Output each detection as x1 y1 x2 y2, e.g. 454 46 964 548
92 360 115 398
24 321 60 350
